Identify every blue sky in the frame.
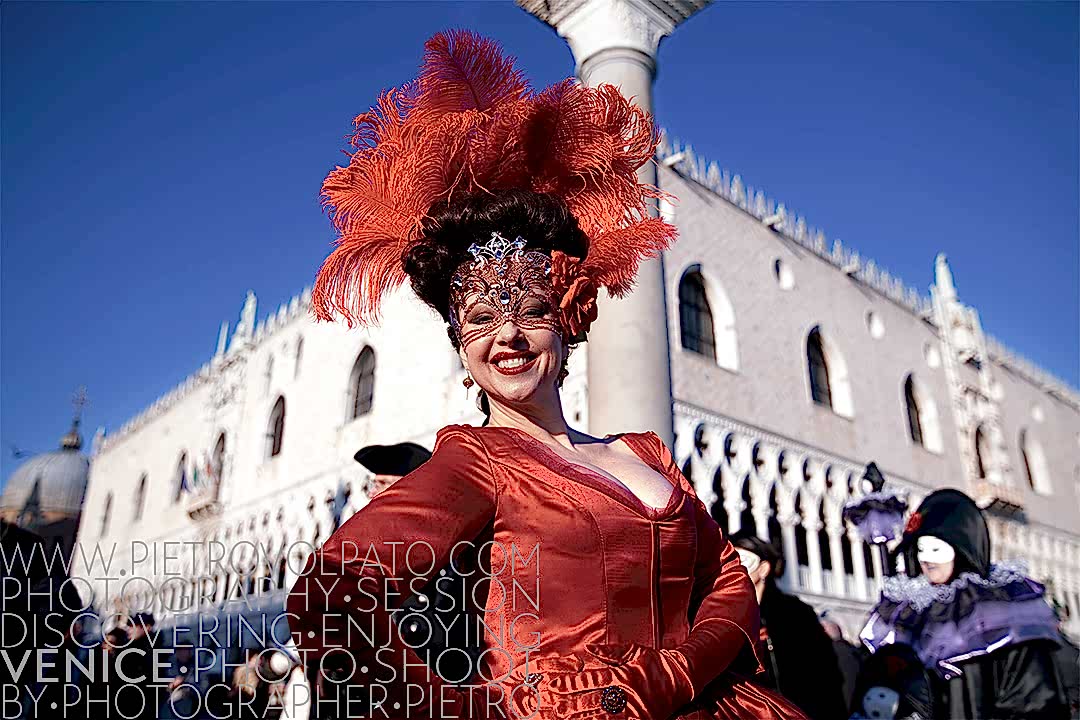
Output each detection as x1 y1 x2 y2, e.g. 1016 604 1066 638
2 1 1077 484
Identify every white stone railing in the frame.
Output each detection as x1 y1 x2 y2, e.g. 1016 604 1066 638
672 403 912 606
673 402 1080 637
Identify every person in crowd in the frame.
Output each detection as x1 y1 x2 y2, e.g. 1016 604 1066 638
288 29 807 720
354 441 484 686
729 531 848 720
32 592 89 718
230 647 272 717
849 643 934 720
1051 608 1079 720
861 488 1068 719
88 627 129 714
163 642 203 719
117 611 163 719
820 611 867 715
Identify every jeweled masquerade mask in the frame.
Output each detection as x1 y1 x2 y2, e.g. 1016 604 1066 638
448 232 600 348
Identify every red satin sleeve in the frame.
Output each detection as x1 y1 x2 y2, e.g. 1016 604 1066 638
651 435 765 697
285 427 499 717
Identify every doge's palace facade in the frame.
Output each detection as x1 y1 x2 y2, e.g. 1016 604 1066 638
72 0 1080 646
71 139 1080 641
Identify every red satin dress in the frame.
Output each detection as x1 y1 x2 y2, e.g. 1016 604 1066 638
287 425 808 719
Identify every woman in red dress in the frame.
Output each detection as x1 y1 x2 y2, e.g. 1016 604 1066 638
288 30 806 720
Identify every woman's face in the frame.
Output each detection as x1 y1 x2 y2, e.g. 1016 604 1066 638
456 294 565 409
917 535 956 585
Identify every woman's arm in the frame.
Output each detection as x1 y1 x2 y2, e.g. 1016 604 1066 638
673 490 764 695
286 427 500 718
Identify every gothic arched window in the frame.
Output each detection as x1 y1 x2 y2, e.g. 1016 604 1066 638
1020 429 1052 494
904 374 924 446
267 397 286 458
173 453 188 502
212 434 226 483
101 493 113 536
133 475 147 521
974 425 989 479
294 338 304 379
678 271 716 360
807 327 833 408
349 347 376 420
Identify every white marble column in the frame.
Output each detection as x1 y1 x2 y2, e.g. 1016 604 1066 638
776 485 801 592
870 545 885 591
847 527 869 601
827 525 847 598
520 0 711 446
802 501 825 594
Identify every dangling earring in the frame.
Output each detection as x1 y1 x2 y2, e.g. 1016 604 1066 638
557 367 569 387
463 375 474 389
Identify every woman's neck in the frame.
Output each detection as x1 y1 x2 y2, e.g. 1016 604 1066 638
485 391 576 449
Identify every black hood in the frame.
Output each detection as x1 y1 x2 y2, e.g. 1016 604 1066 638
895 489 990 579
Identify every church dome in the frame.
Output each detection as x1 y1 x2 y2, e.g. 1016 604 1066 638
1 424 90 518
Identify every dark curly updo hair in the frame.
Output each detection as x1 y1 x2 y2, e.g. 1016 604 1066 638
403 189 589 340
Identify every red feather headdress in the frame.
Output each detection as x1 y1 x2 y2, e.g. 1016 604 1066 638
313 30 677 328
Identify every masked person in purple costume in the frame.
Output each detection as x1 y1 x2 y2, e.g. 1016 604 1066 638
860 489 1068 719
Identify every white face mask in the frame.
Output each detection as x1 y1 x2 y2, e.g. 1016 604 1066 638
736 548 762 575
916 535 956 565
862 686 900 720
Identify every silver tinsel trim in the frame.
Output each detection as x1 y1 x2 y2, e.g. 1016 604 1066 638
881 561 1031 612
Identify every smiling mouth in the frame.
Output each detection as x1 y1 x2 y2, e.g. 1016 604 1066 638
491 352 538 375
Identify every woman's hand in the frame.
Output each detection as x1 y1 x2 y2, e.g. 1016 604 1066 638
508 643 694 719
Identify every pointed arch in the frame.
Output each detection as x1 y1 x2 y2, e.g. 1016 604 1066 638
678 269 714 360
739 475 755 536
101 493 113 536
173 453 189 502
212 433 226 484
793 491 809 569
349 347 376 420
805 325 854 417
678 265 739 370
267 397 286 458
294 337 305 379
818 498 832 571
767 485 781 547
133 474 147 521
974 424 990 479
711 467 728 532
904 375 923 445
1020 429 1052 495
903 373 943 452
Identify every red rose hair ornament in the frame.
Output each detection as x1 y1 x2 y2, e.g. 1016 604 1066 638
905 512 923 535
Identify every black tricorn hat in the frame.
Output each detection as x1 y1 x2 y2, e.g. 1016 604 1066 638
353 442 431 476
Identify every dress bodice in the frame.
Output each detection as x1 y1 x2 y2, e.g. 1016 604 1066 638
463 425 706 679
288 423 773 719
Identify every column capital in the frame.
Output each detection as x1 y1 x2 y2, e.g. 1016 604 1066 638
520 0 709 75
